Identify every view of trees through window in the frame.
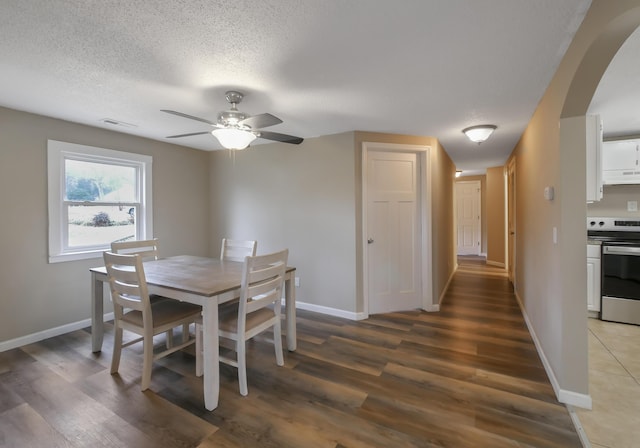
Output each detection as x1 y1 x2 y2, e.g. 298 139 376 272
65 159 139 247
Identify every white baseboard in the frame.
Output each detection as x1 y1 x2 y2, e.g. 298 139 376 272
438 267 457 306
282 299 367 320
567 405 592 448
4 299 369 353
513 291 592 410
0 312 114 353
486 260 505 268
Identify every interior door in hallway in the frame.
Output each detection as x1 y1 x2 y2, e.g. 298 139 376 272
456 181 481 255
367 150 421 314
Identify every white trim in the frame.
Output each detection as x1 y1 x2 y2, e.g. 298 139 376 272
438 267 457 306
514 290 593 410
567 405 593 448
486 260 506 268
282 299 366 320
0 312 114 353
47 140 153 263
361 142 433 315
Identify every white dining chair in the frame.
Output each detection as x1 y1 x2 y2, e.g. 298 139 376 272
196 249 288 396
220 238 257 262
103 251 202 391
111 238 185 347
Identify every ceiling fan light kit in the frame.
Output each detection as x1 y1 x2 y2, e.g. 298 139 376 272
462 124 497 143
163 90 303 150
211 128 257 150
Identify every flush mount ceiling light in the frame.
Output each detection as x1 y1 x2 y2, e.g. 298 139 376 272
455 170 462 178
211 128 257 150
462 124 497 143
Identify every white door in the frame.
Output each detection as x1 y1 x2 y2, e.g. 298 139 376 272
367 150 421 314
456 181 481 255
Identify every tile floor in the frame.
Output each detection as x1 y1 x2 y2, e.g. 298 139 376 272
575 318 640 448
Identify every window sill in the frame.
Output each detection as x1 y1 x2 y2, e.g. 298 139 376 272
49 250 105 264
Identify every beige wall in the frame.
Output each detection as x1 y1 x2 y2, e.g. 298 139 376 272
486 167 506 266
209 132 358 313
507 0 640 402
0 106 211 343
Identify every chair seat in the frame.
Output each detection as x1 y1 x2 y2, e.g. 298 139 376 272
122 300 201 329
218 304 275 334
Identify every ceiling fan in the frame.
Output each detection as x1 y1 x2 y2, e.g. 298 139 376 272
162 91 303 150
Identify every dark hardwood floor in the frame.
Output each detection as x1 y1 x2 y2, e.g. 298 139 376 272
0 257 582 447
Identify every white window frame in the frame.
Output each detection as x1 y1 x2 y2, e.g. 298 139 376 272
47 140 153 263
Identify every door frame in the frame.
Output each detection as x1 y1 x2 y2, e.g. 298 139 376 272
506 158 516 285
361 142 433 317
455 180 482 255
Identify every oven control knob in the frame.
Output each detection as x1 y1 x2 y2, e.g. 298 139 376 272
589 221 595 226
599 221 605 226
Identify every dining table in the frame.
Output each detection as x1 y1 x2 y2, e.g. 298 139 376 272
89 255 297 411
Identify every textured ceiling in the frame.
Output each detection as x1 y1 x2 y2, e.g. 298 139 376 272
0 0 598 174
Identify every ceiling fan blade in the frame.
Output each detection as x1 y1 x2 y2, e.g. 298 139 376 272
161 109 216 126
240 113 282 129
165 131 211 138
258 131 303 145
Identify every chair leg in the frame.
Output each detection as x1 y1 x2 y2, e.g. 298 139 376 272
166 329 174 349
141 330 154 391
195 323 203 377
237 339 248 396
182 323 189 343
273 320 284 367
110 325 123 374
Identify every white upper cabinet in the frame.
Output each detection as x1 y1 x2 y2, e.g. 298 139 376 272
602 139 640 185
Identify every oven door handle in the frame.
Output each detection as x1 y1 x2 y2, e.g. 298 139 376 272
603 245 640 255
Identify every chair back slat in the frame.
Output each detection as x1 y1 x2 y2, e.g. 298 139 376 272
104 251 150 313
220 238 257 262
239 249 288 318
111 238 160 261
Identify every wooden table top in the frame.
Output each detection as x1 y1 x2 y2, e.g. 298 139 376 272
92 255 295 298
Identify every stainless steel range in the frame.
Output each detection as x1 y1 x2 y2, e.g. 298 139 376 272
588 217 640 325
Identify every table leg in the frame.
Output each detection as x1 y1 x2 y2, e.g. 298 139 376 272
202 302 220 411
285 273 297 351
91 272 104 353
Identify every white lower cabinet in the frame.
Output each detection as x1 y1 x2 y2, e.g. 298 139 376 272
587 244 601 313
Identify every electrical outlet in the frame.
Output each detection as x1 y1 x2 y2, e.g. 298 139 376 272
295 277 300 287
628 201 638 212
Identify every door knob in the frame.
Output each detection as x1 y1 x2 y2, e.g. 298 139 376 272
367 238 374 244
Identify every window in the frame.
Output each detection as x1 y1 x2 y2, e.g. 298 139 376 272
48 140 153 263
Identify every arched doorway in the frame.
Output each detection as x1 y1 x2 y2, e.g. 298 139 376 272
559 2 640 407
